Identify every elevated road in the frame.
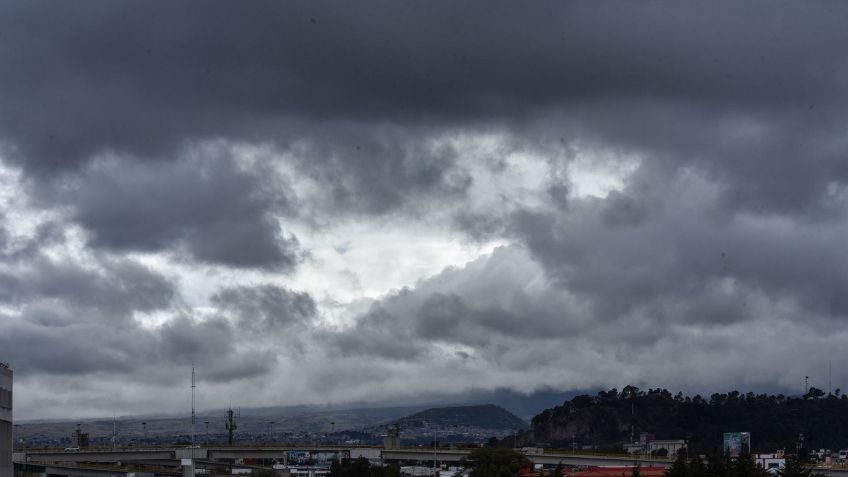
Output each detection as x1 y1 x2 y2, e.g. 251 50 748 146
22 449 177 464
26 446 672 467
380 449 676 468
14 461 180 477
21 446 360 465
21 446 848 476
23 446 675 469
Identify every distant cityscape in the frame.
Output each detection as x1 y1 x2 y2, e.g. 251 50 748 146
7 362 848 477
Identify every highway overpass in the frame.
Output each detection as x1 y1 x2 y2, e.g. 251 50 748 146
18 447 848 476
380 448 676 468
21 446 675 468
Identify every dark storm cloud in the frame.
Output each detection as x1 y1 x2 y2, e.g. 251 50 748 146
288 126 473 216
2 0 846 216
212 284 317 332
508 170 848 325
0 239 312 379
49 153 301 270
4 0 848 414
0 255 174 315
0 251 173 374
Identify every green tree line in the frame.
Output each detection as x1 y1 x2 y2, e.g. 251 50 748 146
663 452 823 477
532 386 848 453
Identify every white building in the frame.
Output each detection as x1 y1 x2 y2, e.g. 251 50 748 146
0 363 12 477
754 453 785 475
624 434 686 457
646 439 686 456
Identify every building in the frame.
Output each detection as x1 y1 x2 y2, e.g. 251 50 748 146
71 425 90 449
383 426 401 450
623 432 686 457
753 453 785 475
0 363 12 477
646 440 686 456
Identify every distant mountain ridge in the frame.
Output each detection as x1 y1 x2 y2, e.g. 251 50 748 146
396 404 529 430
17 387 582 424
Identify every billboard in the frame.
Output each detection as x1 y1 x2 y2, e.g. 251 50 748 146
723 432 751 457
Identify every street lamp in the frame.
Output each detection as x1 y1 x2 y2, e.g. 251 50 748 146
433 427 438 477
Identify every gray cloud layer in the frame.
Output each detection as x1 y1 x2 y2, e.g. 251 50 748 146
2 1 848 417
59 154 300 270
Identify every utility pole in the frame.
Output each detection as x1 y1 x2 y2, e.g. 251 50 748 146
629 387 636 445
142 422 147 440
433 428 438 477
631 399 635 444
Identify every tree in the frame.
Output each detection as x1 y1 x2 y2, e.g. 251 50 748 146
250 470 277 477
383 464 402 477
665 453 689 477
465 447 530 477
552 462 565 477
705 450 731 477
631 461 641 477
730 453 768 477
330 459 343 477
688 456 708 477
803 387 825 400
329 457 374 477
778 455 825 477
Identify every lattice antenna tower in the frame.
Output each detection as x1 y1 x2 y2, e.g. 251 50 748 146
191 365 196 446
225 407 238 445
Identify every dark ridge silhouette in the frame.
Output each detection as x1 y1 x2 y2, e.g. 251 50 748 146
531 386 845 453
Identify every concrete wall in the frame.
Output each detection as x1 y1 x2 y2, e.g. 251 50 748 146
0 365 12 477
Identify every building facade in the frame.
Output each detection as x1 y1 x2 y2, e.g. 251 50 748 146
0 363 11 477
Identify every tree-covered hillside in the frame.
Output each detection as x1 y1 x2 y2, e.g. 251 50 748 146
398 404 529 430
531 386 848 453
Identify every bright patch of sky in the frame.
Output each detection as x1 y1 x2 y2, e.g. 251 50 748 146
566 145 640 199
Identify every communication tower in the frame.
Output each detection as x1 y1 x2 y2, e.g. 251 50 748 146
225 408 238 445
191 366 196 446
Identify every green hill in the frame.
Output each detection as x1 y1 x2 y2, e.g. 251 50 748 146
531 386 848 453
397 404 529 430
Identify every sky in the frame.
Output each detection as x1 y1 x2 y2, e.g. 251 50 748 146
2 1 848 420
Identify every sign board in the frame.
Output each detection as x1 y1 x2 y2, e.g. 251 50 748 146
723 432 751 457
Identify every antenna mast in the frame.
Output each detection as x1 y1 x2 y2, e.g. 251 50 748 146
226 408 237 445
191 365 196 446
